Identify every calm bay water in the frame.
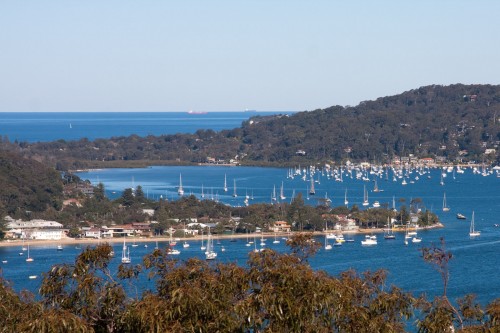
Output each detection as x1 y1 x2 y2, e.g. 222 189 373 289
73 165 500 303
1 165 499 308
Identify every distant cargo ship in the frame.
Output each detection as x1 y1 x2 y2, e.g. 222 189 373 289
187 110 208 115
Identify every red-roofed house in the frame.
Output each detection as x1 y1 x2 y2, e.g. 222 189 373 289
271 221 291 233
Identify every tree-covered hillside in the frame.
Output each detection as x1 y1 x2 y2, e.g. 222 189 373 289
239 84 500 164
3 84 499 170
0 150 63 217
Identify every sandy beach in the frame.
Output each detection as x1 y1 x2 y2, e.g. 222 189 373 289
0 223 443 248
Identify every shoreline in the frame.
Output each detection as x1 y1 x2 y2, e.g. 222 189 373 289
0 223 443 248
70 162 486 174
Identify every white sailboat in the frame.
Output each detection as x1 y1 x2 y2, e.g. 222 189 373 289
121 238 131 264
309 177 315 195
273 232 280 244
362 185 369 206
325 221 336 239
260 233 266 246
271 185 277 202
232 179 237 197
405 223 413 239
178 173 184 196
223 174 228 192
411 219 422 243
280 181 286 200
25 244 34 262
200 230 206 251
324 192 332 204
246 231 251 247
167 231 180 254
182 222 190 248
404 224 409 245
344 189 349 206
324 235 332 250
469 211 481 237
201 184 205 198
205 230 217 260
384 217 396 240
167 247 181 255
248 232 254 245
442 192 450 212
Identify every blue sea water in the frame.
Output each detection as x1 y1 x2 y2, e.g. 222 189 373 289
0 111 293 143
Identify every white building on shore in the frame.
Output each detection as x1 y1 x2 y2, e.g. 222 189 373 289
4 217 64 240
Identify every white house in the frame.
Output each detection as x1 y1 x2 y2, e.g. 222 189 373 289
85 228 102 239
6 218 64 240
29 229 64 240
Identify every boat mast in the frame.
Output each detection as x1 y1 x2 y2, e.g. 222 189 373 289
178 173 184 196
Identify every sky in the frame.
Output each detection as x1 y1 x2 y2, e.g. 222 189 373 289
1 0 500 112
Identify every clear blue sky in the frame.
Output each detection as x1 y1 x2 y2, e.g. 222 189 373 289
1 1 499 112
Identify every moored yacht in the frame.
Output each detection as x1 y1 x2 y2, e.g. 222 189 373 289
361 235 377 246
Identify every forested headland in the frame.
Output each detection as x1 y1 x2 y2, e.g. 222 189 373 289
0 147 441 239
0 84 499 171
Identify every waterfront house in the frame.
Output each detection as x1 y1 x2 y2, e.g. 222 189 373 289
5 217 65 240
270 221 291 233
419 157 435 165
101 223 152 238
84 228 103 239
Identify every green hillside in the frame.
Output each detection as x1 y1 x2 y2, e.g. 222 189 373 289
4 84 499 169
0 150 63 217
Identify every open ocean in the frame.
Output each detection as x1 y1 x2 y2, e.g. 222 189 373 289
1 111 500 316
0 111 294 143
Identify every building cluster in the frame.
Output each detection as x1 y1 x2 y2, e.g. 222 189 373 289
82 222 152 239
3 212 420 244
2 215 296 241
4 217 65 240
322 215 358 231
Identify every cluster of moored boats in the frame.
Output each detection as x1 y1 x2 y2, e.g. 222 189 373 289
175 163 500 208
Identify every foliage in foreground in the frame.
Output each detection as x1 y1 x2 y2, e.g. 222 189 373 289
1 235 500 332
